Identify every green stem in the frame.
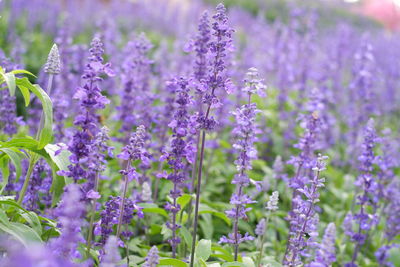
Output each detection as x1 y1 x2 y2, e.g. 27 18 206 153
86 171 100 258
117 160 131 238
257 215 270 267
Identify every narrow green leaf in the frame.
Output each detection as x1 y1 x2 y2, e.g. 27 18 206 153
139 203 168 218
17 84 31 106
159 258 188 267
221 262 247 267
1 72 16 96
0 158 10 194
0 148 23 180
11 69 36 77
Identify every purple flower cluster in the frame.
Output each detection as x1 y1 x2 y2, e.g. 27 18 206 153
161 77 195 256
50 183 86 261
197 3 234 131
95 196 144 246
143 246 159 267
344 118 379 266
61 37 114 188
118 33 154 133
307 223 336 267
284 154 328 266
219 68 264 259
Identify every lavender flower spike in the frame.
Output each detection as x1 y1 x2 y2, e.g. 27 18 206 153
143 246 159 267
100 236 123 267
190 4 234 266
162 77 194 257
219 68 265 260
284 154 328 266
116 125 148 238
50 184 86 261
307 223 336 267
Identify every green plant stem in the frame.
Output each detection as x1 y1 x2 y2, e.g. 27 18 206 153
189 129 206 267
86 171 100 258
117 160 131 238
17 74 54 205
257 215 270 267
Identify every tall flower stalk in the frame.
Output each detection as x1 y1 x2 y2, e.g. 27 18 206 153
219 67 265 260
18 44 60 205
116 125 147 238
284 154 328 266
162 77 194 257
86 126 113 256
189 4 233 266
58 37 114 191
256 191 279 266
344 118 379 266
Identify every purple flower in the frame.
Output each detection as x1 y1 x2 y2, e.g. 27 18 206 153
117 33 154 133
50 184 86 261
219 68 264 259
197 3 234 130
161 77 194 256
143 246 159 267
307 223 336 267
100 236 124 267
62 37 113 189
284 155 328 266
345 118 380 266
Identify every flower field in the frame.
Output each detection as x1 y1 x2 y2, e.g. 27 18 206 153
0 0 399 266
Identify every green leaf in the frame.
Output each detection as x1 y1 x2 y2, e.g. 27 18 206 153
19 211 42 236
221 262 247 267
44 144 71 172
159 258 189 267
44 143 71 204
11 69 36 77
16 78 53 148
0 157 10 194
199 204 231 225
177 194 192 210
0 148 23 181
196 239 212 261
17 84 31 106
0 210 42 246
179 226 192 250
139 203 168 218
242 257 255 267
1 72 16 96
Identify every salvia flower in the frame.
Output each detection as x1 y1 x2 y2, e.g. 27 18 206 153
197 3 234 130
161 77 194 257
219 68 264 260
307 222 336 267
118 33 154 133
345 118 379 266
100 236 123 267
50 184 86 261
61 37 114 187
44 44 61 74
143 246 159 267
284 154 328 266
